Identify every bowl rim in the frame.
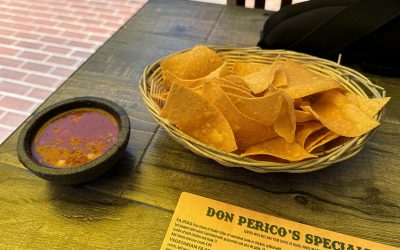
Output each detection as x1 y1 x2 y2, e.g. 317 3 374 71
17 96 130 177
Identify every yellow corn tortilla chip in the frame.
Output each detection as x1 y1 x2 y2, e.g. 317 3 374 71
295 121 325 148
272 66 288 88
282 60 343 99
160 83 237 152
195 82 276 150
227 91 283 126
151 92 168 102
242 61 278 94
241 137 317 162
163 62 229 89
161 45 223 87
305 130 340 152
304 90 380 137
213 77 251 93
274 92 296 143
219 85 253 98
164 70 204 89
193 81 253 98
295 110 315 123
345 93 390 117
232 62 268 76
223 75 250 90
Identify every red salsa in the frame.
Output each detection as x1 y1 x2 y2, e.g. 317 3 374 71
31 108 119 168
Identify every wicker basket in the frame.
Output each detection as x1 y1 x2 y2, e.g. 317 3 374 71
139 47 386 173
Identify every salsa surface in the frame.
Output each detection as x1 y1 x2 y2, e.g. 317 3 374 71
31 108 119 168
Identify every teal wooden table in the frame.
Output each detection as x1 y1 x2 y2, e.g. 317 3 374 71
1 0 399 248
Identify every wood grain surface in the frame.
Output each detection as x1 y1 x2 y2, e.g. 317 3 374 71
0 0 399 249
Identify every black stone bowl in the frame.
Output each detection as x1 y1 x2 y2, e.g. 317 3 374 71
17 97 130 184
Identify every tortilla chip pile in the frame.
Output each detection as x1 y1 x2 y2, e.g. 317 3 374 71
153 45 390 163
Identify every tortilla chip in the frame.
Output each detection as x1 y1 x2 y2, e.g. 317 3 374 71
295 110 315 123
232 62 268 76
305 130 340 152
163 62 229 89
272 66 288 88
219 85 254 98
295 121 325 148
161 45 223 87
151 92 168 102
227 91 283 126
243 62 278 94
274 92 296 143
294 97 312 109
241 137 317 162
213 77 251 93
224 75 251 93
282 60 343 99
304 90 380 137
195 82 276 150
163 70 204 89
345 93 390 117
160 83 237 152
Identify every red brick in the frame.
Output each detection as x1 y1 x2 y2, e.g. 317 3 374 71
48 56 78 66
28 88 53 100
0 81 31 95
58 23 84 30
0 69 26 81
98 14 123 22
7 2 28 9
78 18 103 26
68 4 91 10
40 36 67 44
16 41 43 50
67 40 95 49
0 96 36 112
84 27 112 35
31 12 56 19
62 31 86 39
29 5 51 12
103 22 124 29
93 7 113 14
32 19 58 27
22 62 53 73
73 10 98 17
36 27 62 35
51 67 75 77
72 50 92 58
55 15 78 22
0 127 12 143
0 37 16 45
0 28 14 36
7 9 30 16
18 51 48 61
118 11 136 18
13 24 36 31
13 16 36 23
0 112 28 127
0 21 13 28
14 32 41 40
43 46 71 54
25 74 60 87
88 35 110 43
0 47 19 56
0 57 24 67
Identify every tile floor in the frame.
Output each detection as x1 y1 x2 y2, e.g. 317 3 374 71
0 0 147 144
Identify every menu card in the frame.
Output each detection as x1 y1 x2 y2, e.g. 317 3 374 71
161 192 396 250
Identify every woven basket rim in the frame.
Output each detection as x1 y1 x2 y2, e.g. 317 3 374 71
139 46 385 173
